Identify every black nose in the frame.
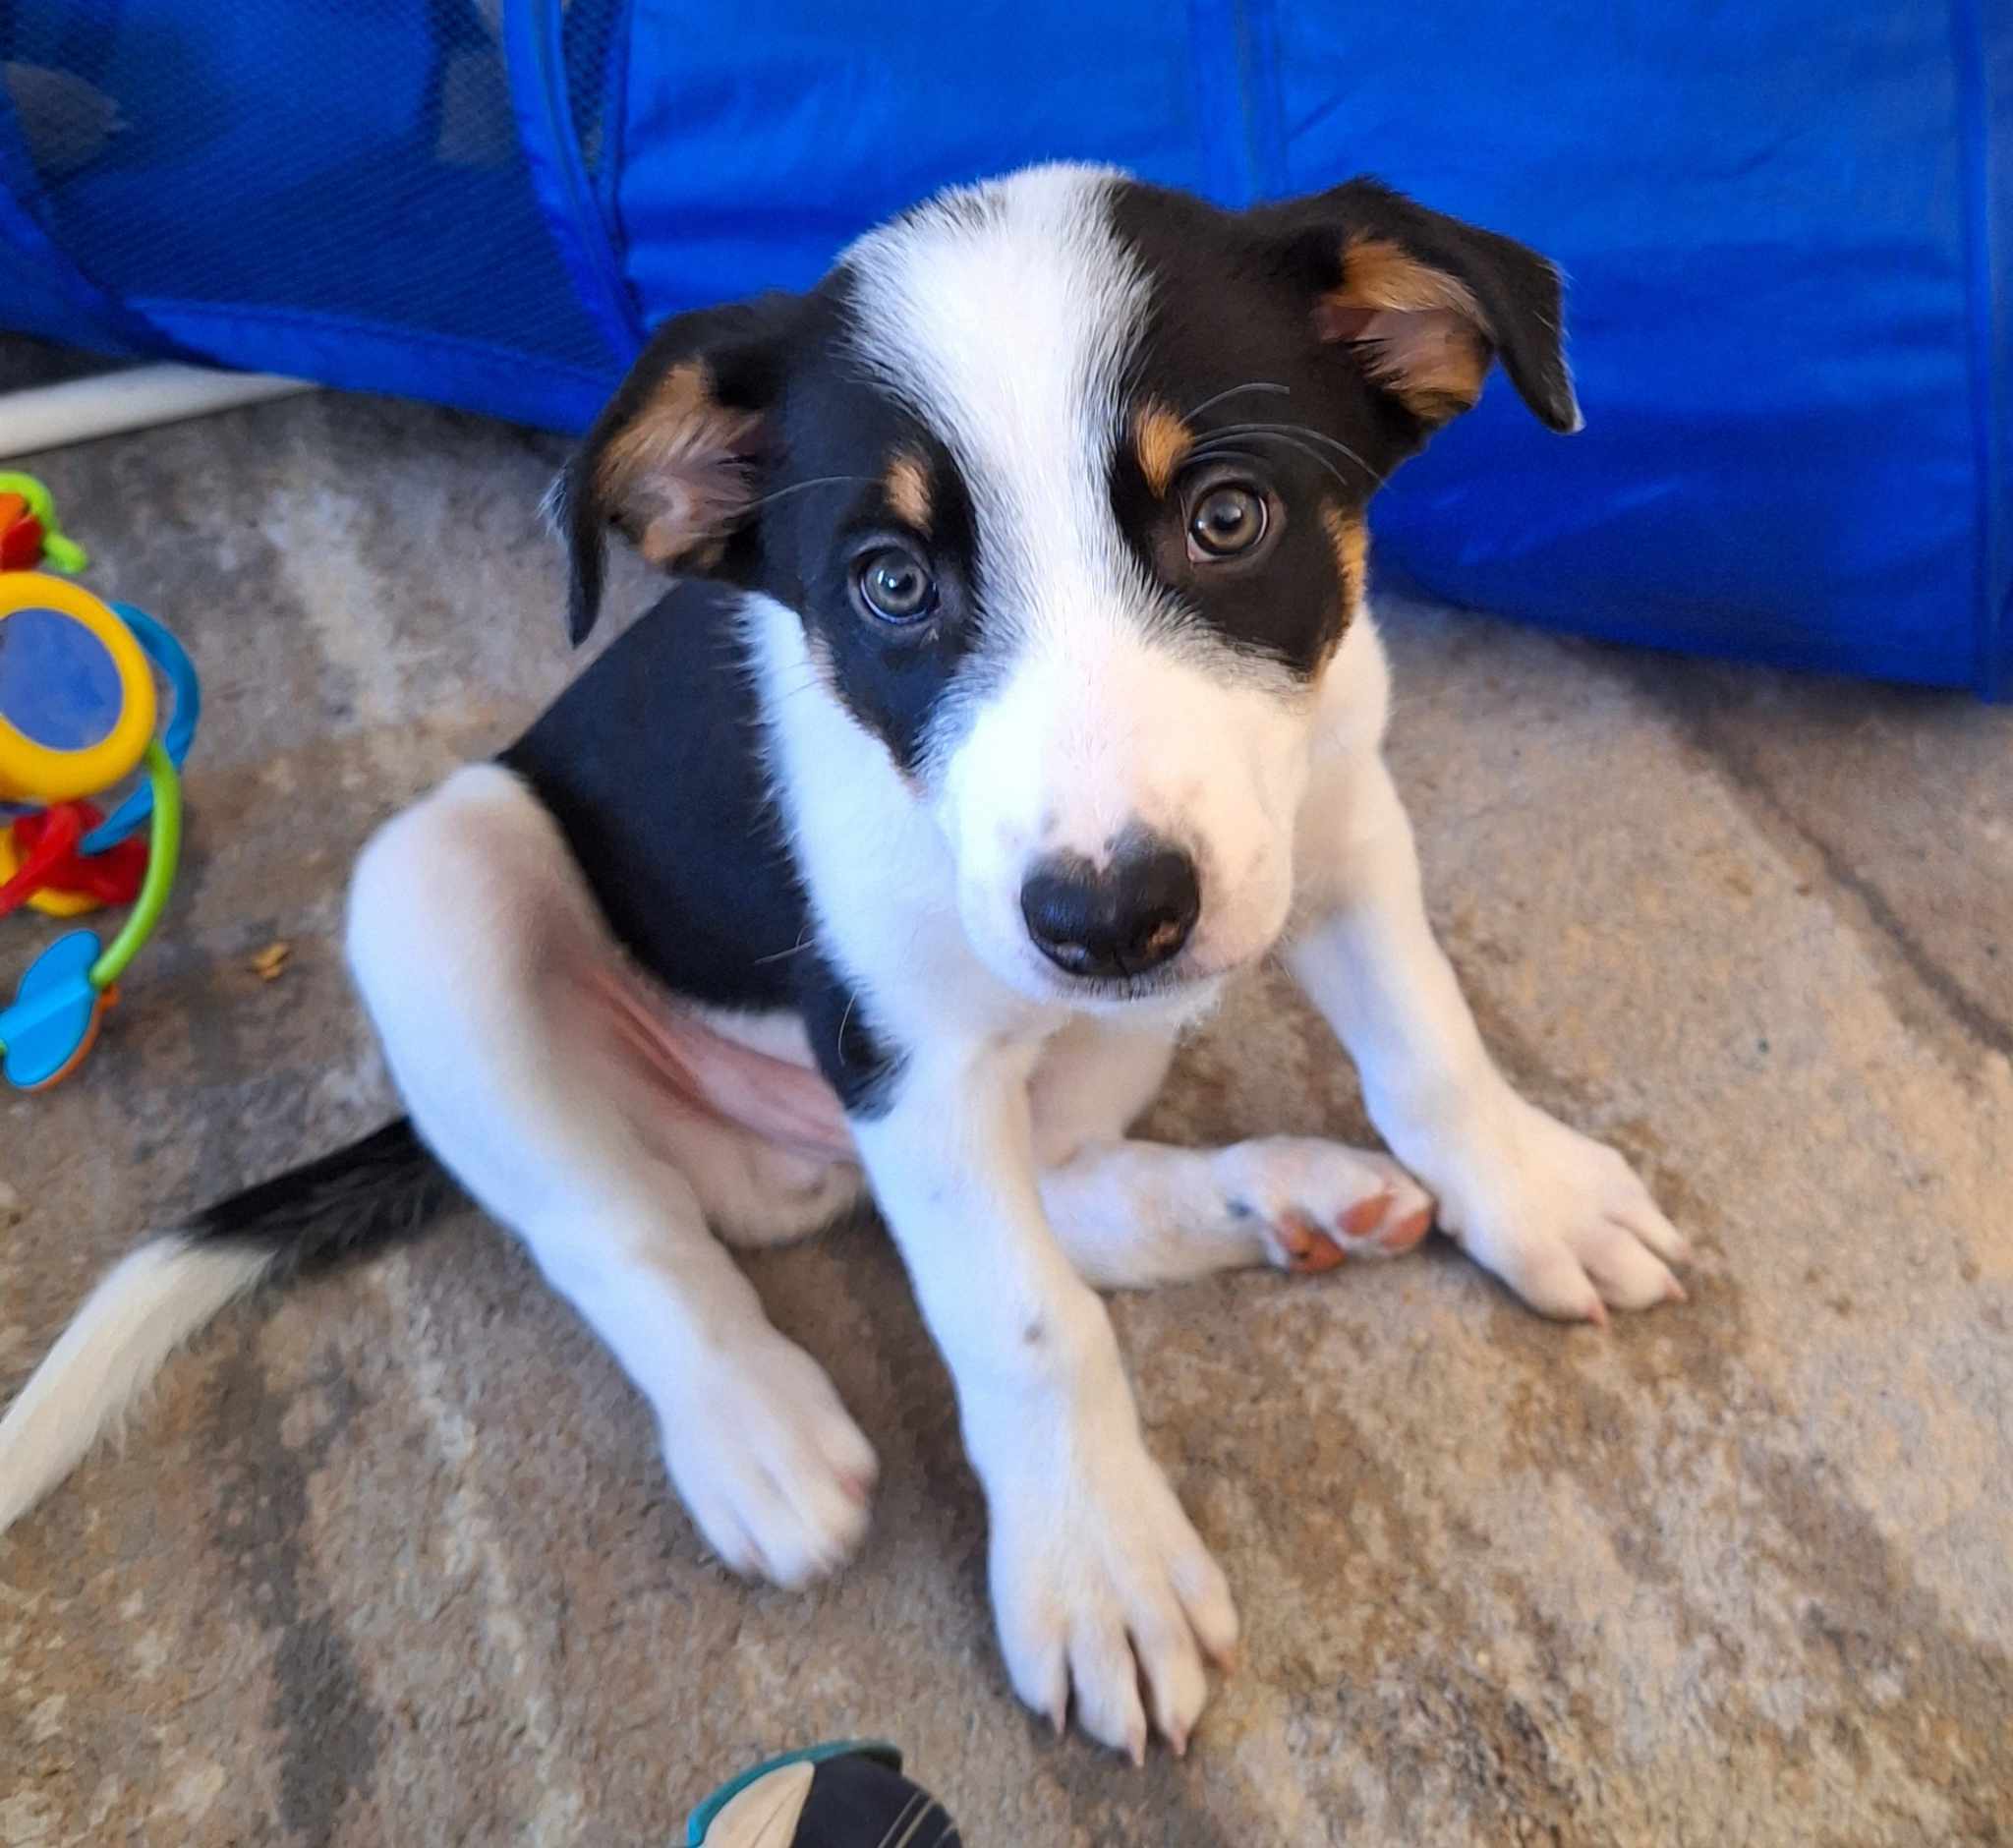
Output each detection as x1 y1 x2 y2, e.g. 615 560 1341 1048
1020 838 1201 981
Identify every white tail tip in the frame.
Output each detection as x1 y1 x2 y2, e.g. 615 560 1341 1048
0 1239 272 1535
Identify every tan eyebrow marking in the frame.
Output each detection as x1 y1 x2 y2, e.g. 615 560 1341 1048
883 450 932 531
1131 400 1195 496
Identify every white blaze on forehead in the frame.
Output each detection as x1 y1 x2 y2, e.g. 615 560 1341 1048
842 163 1156 647
834 168 1315 998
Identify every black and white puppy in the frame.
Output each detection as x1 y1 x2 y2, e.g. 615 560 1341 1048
0 165 1687 1760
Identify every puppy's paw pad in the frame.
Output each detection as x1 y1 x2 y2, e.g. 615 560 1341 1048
1219 1138 1435 1273
1375 1201 1435 1255
1273 1210 1350 1273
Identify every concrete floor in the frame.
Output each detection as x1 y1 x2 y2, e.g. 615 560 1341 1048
1 349 2009 1845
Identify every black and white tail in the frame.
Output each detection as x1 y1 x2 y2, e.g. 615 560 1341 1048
0 1119 455 1533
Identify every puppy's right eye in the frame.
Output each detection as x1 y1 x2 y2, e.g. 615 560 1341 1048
1186 482 1268 558
853 547 937 623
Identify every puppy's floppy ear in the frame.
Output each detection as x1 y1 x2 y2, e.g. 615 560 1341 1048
551 291 802 643
1258 178 1581 438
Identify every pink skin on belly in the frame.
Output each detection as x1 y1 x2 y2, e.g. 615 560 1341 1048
590 964 856 1161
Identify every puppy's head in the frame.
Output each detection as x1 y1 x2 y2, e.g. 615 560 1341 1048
557 166 1577 1005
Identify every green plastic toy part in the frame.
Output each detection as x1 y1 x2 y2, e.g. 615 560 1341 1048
88 740 180 988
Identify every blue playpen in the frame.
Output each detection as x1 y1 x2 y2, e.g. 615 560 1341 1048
2 4 2006 694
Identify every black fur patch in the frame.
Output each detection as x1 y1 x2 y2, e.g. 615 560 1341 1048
1105 182 1423 675
558 280 996 785
503 574 909 1117
795 943 906 1119
500 581 812 1010
1105 177 1574 674
186 1118 455 1282
761 289 990 778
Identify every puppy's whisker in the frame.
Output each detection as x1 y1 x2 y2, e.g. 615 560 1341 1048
1198 421 1380 482
1197 420 1364 465
769 672 829 707
1191 433 1365 499
1182 445 1268 471
1181 380 1291 422
752 932 815 966
740 474 875 515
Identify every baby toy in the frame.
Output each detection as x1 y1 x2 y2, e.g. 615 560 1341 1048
0 477 198 1089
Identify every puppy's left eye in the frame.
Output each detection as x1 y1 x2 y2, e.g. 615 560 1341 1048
853 546 937 623
1187 483 1267 559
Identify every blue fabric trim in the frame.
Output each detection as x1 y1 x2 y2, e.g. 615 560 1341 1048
135 299 612 432
502 0 647 365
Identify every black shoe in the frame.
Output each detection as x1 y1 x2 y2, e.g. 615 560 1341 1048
687 1741 961 1846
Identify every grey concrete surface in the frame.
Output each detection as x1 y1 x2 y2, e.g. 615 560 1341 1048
1 368 2007 1846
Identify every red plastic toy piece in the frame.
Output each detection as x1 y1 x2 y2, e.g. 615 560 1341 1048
0 803 149 917
0 492 46 570
0 805 81 916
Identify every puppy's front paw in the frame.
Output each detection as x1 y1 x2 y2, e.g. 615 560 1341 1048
661 1332 878 1588
1211 1136 1435 1272
1437 1104 1691 1323
988 1418 1237 1761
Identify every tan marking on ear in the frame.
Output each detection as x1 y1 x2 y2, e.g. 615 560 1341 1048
595 359 712 491
1330 235 1487 322
884 451 932 531
596 360 764 567
1315 235 1493 425
1131 401 1194 496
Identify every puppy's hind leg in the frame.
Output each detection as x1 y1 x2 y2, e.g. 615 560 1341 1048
347 765 876 1586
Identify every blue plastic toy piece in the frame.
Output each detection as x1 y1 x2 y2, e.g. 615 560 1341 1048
2 929 105 1090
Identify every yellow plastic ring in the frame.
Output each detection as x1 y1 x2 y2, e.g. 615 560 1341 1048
0 572 157 804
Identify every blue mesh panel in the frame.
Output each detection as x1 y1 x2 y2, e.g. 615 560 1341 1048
0 0 625 423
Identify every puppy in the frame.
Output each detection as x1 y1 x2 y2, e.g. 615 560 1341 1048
0 164 1687 1760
